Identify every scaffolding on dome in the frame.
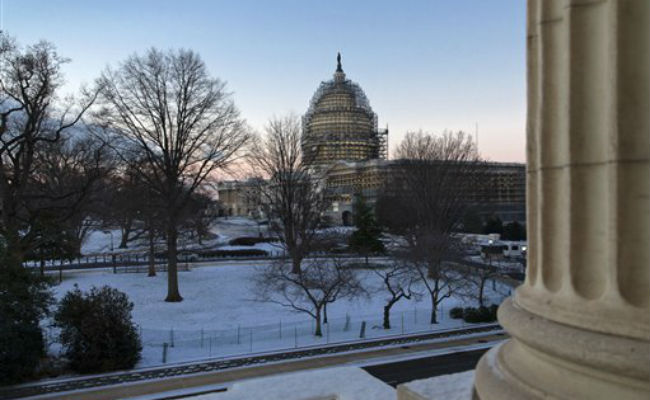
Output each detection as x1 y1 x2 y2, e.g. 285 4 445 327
377 127 388 160
302 73 388 165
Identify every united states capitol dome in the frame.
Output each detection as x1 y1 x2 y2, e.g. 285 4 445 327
302 53 387 166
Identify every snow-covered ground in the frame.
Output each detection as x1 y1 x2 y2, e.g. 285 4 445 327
216 242 285 256
79 217 358 257
208 217 270 244
46 262 510 368
202 367 395 400
79 217 276 257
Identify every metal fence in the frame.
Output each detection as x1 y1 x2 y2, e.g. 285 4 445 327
135 298 505 367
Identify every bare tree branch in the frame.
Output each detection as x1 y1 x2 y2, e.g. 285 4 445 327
247 114 331 274
94 48 250 302
377 130 486 323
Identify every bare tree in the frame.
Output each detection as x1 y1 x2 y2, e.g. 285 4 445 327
32 133 113 253
95 48 249 301
248 115 331 274
102 163 147 249
179 190 219 245
253 257 364 336
0 34 100 269
464 264 498 307
378 130 485 323
373 260 419 329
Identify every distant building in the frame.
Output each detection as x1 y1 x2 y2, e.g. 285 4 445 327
218 54 526 226
216 179 263 218
323 159 525 225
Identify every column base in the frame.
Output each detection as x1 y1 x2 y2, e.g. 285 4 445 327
473 298 649 400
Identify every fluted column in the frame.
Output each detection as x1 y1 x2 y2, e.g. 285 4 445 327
474 0 649 399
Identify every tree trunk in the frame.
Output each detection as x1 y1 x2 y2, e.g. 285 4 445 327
383 304 392 329
119 219 131 249
5 230 24 269
148 225 156 277
165 221 182 302
430 295 438 324
291 256 301 274
478 278 486 307
314 309 322 337
323 303 328 324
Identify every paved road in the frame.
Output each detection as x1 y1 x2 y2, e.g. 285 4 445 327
363 348 489 387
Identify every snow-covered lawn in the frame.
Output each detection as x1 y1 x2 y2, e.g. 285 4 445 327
79 217 276 257
47 263 510 368
79 217 355 258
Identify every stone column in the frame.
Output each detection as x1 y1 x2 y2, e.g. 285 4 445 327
474 0 649 399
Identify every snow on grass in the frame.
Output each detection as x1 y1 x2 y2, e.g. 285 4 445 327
217 242 285 256
211 217 269 244
48 262 510 368
79 217 271 256
82 229 123 254
216 217 259 226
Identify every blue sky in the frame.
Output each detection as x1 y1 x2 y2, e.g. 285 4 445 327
4 0 526 161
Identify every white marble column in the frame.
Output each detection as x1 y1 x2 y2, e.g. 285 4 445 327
474 0 650 399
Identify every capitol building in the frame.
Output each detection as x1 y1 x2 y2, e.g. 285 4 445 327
219 54 525 225
302 53 388 166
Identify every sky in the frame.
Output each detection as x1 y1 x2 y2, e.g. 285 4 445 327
3 0 527 162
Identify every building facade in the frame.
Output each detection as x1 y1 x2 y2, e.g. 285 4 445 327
216 179 263 218
324 159 526 225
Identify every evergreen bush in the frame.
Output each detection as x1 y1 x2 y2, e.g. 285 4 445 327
54 285 141 373
228 236 279 246
461 304 498 323
0 265 53 384
348 194 385 261
198 248 268 258
449 307 464 319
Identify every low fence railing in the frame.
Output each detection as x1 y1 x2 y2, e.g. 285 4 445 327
129 300 505 367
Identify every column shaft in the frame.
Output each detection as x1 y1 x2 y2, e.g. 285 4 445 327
474 0 650 398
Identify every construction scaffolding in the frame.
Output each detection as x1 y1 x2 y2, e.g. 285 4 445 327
301 58 388 165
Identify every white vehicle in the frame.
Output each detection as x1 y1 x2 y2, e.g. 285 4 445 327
502 241 527 258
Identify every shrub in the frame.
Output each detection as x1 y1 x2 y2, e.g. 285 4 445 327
0 263 53 384
156 247 270 259
461 305 498 323
490 304 499 321
198 248 268 258
0 311 47 385
54 285 141 373
449 307 464 319
228 236 279 246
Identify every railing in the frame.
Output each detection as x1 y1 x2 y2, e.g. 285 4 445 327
129 300 504 367
22 252 276 272
23 252 391 273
